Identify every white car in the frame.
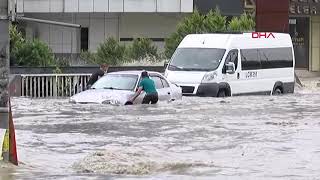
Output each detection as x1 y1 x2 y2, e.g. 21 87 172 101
69 71 182 105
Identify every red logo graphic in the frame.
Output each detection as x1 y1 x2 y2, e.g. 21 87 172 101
252 32 275 39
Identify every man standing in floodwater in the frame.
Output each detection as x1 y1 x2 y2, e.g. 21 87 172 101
86 64 109 89
129 71 158 104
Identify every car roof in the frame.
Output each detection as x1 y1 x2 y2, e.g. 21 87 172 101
107 70 163 76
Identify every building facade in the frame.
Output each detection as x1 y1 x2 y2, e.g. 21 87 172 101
15 0 244 61
289 0 320 72
16 0 193 58
244 0 320 72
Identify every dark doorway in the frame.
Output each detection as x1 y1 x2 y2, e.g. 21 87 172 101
289 17 309 69
80 27 89 51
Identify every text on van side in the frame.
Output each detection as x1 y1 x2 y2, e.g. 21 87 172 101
246 71 258 78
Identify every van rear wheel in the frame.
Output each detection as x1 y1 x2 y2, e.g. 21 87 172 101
272 87 283 95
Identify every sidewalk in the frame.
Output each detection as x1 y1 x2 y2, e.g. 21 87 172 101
295 69 320 89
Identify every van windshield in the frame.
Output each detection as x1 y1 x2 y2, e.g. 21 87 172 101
168 48 226 71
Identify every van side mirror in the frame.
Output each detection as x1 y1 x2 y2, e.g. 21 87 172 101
164 62 169 68
226 62 235 74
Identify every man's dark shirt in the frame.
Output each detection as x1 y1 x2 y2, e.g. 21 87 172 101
87 69 105 86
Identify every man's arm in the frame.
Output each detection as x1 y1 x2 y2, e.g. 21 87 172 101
130 87 143 102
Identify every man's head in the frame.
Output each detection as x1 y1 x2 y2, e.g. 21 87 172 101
141 71 149 78
100 64 109 72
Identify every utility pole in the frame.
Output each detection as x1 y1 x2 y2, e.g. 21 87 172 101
0 0 9 161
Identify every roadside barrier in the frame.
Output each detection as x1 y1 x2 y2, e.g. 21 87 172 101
20 74 91 98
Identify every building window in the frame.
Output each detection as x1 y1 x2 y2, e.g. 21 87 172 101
81 27 89 51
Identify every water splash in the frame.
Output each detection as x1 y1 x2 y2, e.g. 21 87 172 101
72 148 215 175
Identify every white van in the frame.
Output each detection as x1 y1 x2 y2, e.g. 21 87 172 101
164 33 295 97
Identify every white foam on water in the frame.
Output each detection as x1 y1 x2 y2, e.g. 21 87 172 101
72 147 216 175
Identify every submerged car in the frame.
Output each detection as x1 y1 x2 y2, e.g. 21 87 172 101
69 71 182 105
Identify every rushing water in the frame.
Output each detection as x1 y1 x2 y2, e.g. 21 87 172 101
4 87 320 179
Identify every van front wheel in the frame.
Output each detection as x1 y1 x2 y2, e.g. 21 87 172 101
217 90 226 97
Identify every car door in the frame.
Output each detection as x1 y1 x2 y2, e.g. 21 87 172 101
222 49 243 95
150 75 170 101
159 76 172 100
132 76 145 104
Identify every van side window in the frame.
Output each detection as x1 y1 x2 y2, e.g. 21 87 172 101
223 49 238 73
241 49 261 70
259 48 293 69
241 48 293 70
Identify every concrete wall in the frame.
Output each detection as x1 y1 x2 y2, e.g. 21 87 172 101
311 16 320 72
119 13 184 52
17 0 193 13
23 13 185 54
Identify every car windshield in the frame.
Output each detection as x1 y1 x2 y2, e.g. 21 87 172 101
168 48 226 71
91 74 138 91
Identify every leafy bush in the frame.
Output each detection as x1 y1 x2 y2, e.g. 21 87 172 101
10 25 57 67
127 38 158 61
80 50 97 65
10 24 25 65
95 37 126 65
13 39 55 67
164 10 204 58
228 13 255 32
164 8 255 58
204 8 227 32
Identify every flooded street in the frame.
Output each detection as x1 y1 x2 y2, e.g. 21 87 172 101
5 87 320 179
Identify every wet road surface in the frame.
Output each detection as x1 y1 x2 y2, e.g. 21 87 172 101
4 87 320 180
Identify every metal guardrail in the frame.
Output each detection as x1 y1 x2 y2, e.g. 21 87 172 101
21 74 91 98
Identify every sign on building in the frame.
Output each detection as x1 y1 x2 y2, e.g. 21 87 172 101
290 0 320 15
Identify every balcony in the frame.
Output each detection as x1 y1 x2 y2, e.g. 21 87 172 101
17 0 194 13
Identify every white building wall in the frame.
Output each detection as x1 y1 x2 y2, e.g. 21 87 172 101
94 0 109 12
157 0 180 12
25 14 79 54
124 0 156 12
119 13 184 52
109 0 124 12
18 0 193 13
23 13 186 54
65 0 78 12
120 14 182 38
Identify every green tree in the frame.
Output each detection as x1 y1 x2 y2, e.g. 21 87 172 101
127 38 158 61
228 13 255 32
204 8 226 32
164 8 255 58
14 39 55 67
10 24 58 67
164 10 205 58
95 37 126 65
9 24 25 65
80 50 97 65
